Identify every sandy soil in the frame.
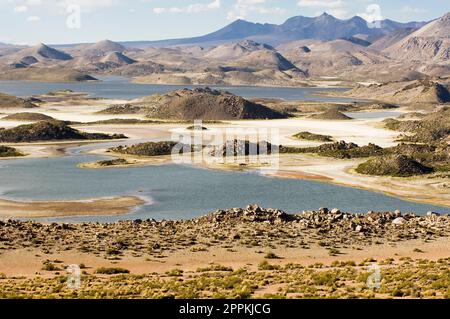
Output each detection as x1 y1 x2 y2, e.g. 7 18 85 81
1 237 448 278
0 196 145 218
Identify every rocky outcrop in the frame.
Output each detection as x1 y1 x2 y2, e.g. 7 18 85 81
1 205 448 256
210 139 276 157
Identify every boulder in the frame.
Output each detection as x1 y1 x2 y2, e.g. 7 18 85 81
392 217 406 225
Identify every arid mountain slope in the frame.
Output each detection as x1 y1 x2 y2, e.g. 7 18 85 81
384 13 450 63
342 80 450 104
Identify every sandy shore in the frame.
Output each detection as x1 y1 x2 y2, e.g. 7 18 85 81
0 196 145 218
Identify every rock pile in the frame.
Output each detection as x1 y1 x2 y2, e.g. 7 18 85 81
0 205 448 257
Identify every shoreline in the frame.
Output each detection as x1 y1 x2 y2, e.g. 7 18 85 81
0 196 145 218
78 148 450 211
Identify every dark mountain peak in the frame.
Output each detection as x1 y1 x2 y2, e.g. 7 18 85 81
317 12 335 20
115 13 431 48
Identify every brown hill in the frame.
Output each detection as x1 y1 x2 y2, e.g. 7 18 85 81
16 43 72 61
0 92 38 108
78 40 127 56
100 52 136 65
204 40 275 60
344 80 450 104
384 13 450 63
0 67 97 82
278 39 390 77
144 87 288 120
356 154 433 177
2 112 54 121
309 109 353 120
0 121 126 143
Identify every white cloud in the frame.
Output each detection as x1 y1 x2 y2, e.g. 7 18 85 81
401 6 426 14
14 5 27 12
297 0 343 8
27 15 40 21
5 0 122 13
297 0 348 18
227 0 286 20
153 0 220 14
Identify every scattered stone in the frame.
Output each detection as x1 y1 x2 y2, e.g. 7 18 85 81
392 217 406 225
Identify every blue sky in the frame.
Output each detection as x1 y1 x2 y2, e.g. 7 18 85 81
1 0 449 45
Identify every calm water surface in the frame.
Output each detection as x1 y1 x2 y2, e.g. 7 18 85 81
0 78 444 222
0 144 447 222
0 76 356 102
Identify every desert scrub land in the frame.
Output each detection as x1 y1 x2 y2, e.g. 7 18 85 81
0 145 24 157
111 141 184 156
0 120 127 143
0 206 449 299
292 131 333 142
0 258 449 299
1 112 55 121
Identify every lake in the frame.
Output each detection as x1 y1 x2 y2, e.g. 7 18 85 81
0 78 443 222
0 144 447 223
0 76 356 102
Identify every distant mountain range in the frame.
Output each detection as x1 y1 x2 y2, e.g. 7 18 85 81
117 13 427 48
0 12 448 86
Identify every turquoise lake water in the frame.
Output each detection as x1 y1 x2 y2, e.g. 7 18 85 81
0 145 447 222
0 78 445 222
0 76 356 102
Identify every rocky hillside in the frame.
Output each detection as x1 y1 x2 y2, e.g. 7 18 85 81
144 87 288 120
384 13 450 63
343 80 450 104
384 107 450 143
0 121 126 142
